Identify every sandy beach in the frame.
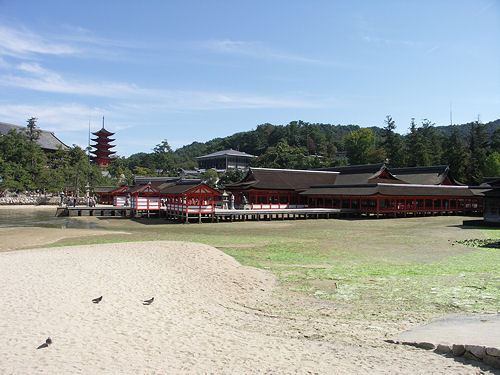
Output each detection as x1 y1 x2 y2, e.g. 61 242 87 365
0 240 490 374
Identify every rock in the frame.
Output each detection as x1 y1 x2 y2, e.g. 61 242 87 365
483 354 500 369
486 347 500 357
465 345 485 359
452 344 466 356
415 342 435 350
435 344 451 354
463 351 481 362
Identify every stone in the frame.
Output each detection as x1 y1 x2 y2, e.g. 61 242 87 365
483 354 500 369
465 345 485 359
435 344 451 354
452 344 466 356
463 351 480 362
415 342 435 350
486 347 500 357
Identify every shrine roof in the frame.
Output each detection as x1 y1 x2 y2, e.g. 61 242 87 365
225 167 338 191
93 186 120 193
301 183 480 197
196 149 256 159
389 165 462 185
160 181 220 195
318 163 403 185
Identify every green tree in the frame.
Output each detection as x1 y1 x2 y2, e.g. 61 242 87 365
0 129 47 191
200 169 218 188
381 115 406 167
153 139 174 176
25 117 41 142
484 152 500 177
107 156 133 184
344 128 385 165
405 118 441 167
490 127 500 153
441 129 469 184
465 121 488 184
219 169 246 186
133 166 156 176
252 140 311 169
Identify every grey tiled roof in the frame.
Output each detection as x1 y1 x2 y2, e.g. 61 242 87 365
196 149 256 159
0 121 69 151
225 167 338 191
301 183 479 197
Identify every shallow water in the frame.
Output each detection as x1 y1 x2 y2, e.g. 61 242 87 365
0 208 102 229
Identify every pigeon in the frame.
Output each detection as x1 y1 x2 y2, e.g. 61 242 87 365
143 297 154 305
38 337 52 349
92 296 103 304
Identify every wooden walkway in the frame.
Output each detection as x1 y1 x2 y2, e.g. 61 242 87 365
55 205 359 223
56 206 131 217
213 207 357 223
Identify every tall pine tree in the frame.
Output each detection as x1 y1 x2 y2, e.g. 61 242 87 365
381 115 406 167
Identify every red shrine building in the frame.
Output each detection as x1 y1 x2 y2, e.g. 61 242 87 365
90 124 116 167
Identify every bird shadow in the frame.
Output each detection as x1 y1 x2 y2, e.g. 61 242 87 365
36 343 48 350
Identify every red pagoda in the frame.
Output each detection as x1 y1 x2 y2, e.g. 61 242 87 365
90 118 116 167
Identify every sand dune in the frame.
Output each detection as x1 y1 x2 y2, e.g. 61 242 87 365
0 242 487 374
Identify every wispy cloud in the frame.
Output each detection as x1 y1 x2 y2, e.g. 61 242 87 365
0 103 108 132
1 62 155 98
198 39 327 65
362 34 422 47
0 62 328 110
0 25 80 58
0 23 137 62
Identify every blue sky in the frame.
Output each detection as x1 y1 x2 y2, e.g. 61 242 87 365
0 0 498 156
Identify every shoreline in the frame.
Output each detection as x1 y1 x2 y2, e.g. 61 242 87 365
0 204 58 209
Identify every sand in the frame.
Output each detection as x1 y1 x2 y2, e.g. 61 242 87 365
0 241 492 374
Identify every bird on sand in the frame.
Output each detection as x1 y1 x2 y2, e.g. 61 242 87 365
37 337 53 349
92 296 103 304
143 297 154 305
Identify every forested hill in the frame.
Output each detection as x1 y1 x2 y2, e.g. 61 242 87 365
171 119 499 169
435 119 500 139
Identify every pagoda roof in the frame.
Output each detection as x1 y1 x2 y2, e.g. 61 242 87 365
91 148 116 154
91 143 116 149
91 137 115 142
92 127 114 136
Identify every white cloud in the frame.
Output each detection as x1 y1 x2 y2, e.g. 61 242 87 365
198 39 328 65
0 62 330 111
1 62 153 98
0 103 108 132
0 25 79 58
362 34 421 47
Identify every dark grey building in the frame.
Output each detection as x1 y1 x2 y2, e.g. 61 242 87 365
196 149 255 171
0 121 69 152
